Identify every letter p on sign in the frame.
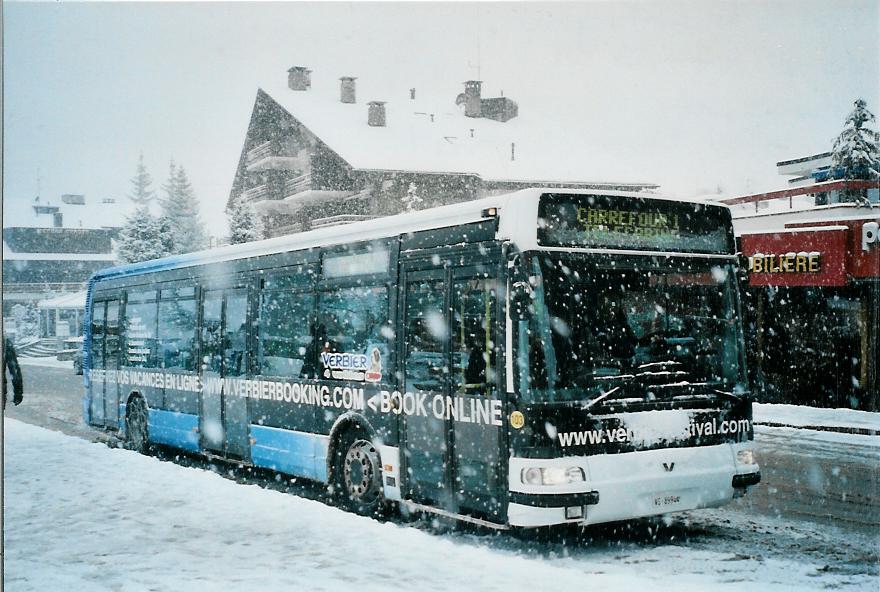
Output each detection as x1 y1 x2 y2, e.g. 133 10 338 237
863 222 879 252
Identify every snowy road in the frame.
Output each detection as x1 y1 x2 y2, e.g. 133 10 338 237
3 362 879 590
3 419 877 592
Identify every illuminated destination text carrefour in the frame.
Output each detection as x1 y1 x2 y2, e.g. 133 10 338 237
577 207 681 238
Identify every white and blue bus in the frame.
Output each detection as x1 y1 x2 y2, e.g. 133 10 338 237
83 188 760 529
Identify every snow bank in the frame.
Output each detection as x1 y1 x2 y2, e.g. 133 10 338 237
754 403 880 432
17 356 75 370
4 419 866 591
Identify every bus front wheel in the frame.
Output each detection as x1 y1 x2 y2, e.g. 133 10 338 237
335 433 384 516
126 397 150 454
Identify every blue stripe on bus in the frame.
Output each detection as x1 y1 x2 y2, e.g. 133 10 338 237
148 409 201 453
82 396 91 425
250 425 329 482
118 402 127 432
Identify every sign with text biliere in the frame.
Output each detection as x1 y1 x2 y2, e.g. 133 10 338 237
741 228 848 287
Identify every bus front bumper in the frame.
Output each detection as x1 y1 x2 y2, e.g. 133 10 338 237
507 442 760 528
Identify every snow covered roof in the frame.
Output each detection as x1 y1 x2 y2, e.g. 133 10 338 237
39 290 87 310
2 249 117 262
730 203 878 236
259 80 657 188
737 225 849 236
776 152 832 167
2 195 129 230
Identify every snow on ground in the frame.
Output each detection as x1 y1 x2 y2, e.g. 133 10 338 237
17 356 75 370
754 403 880 431
4 418 875 592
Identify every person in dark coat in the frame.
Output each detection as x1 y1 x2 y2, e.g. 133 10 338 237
3 335 24 410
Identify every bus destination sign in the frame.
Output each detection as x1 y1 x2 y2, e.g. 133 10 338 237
537 193 734 254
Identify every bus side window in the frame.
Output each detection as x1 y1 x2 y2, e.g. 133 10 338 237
157 298 197 371
451 278 497 395
317 285 390 382
124 295 159 369
257 290 314 379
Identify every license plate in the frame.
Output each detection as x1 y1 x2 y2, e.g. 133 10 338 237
653 494 682 507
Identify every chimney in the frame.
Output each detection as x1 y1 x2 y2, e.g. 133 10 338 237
61 193 85 205
410 88 416 100
463 80 482 118
287 66 312 91
340 76 356 103
368 101 386 127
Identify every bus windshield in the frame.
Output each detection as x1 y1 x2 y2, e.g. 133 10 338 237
524 254 746 403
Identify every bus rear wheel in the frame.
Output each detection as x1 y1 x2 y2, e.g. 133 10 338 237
335 434 384 516
126 397 150 454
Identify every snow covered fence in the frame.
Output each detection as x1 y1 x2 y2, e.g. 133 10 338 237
753 403 880 436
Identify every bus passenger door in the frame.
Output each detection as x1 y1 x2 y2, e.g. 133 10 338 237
88 301 106 426
199 289 250 457
89 299 121 428
200 291 225 451
402 271 451 508
401 266 504 519
103 300 121 429
222 290 250 458
449 272 503 520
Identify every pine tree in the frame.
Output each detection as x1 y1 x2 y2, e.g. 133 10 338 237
159 161 208 254
227 196 264 244
116 207 174 264
21 303 41 341
402 182 424 212
128 153 155 207
831 99 880 203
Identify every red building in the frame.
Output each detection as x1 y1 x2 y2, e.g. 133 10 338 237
720 180 879 411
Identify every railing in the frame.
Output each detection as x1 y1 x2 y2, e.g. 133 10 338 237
269 222 304 237
284 173 312 196
310 214 375 229
246 141 275 166
241 185 269 202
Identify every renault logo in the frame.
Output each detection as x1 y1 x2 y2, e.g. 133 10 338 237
663 462 675 472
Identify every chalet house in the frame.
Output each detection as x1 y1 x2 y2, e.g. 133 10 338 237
2 195 120 319
228 66 659 237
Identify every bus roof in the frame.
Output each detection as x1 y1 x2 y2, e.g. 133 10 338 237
92 188 730 282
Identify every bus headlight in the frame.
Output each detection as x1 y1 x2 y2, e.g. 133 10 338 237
522 467 543 485
521 466 586 486
736 449 757 465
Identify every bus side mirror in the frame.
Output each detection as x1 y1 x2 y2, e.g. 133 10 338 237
510 280 533 320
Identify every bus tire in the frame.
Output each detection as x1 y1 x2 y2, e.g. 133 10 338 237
126 396 150 455
334 431 384 516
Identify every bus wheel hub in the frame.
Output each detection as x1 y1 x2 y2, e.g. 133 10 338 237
344 439 380 500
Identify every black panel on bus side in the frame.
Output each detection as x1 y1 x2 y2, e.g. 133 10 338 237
399 219 498 252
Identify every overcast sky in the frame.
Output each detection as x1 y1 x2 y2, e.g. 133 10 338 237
3 1 878 236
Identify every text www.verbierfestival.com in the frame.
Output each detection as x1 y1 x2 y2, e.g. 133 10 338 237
557 418 752 447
